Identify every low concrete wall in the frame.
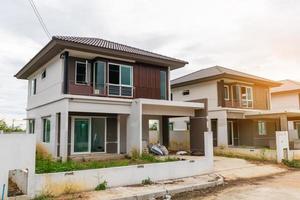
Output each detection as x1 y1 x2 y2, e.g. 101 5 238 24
34 157 213 196
0 134 36 198
214 147 277 161
291 150 300 160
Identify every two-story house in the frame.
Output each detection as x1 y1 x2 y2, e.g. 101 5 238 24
15 36 206 161
271 80 300 148
171 66 284 148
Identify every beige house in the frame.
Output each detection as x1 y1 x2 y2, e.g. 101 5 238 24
171 66 291 149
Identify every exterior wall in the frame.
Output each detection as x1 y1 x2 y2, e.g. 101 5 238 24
172 80 218 110
27 55 64 109
67 56 169 100
27 99 69 157
271 92 300 110
0 134 36 198
208 110 228 146
33 132 213 197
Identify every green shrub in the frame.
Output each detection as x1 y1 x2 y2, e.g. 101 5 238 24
95 181 108 191
141 177 153 185
282 159 300 168
32 194 53 200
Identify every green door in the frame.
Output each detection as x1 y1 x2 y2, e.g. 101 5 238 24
74 118 89 153
91 118 106 152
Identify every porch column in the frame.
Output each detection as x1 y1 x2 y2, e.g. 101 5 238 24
280 115 288 131
126 100 142 154
60 111 69 162
217 115 228 146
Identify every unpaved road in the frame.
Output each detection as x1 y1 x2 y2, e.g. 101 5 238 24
177 170 300 200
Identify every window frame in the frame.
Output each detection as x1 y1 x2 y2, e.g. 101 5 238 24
28 119 35 134
258 121 267 136
93 61 106 95
75 61 88 85
224 85 230 100
107 63 133 97
241 86 253 108
42 117 51 143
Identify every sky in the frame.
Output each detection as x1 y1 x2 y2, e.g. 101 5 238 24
1 0 300 126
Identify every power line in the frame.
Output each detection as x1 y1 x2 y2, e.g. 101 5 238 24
28 0 51 39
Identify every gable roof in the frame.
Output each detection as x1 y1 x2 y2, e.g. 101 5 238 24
271 79 300 94
15 36 188 79
171 66 281 87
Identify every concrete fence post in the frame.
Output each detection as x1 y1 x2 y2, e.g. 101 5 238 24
275 131 290 163
204 131 214 161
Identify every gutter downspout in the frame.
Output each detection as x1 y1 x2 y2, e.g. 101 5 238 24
63 51 69 94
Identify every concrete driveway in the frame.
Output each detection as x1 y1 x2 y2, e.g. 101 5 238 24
213 156 287 180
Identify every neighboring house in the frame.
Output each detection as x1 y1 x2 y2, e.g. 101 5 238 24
271 80 300 148
15 36 206 161
171 66 285 148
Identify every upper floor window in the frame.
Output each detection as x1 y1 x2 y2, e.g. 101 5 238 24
108 63 133 97
258 121 266 135
160 70 167 100
41 70 46 79
182 90 190 96
75 61 88 84
224 85 229 100
241 86 253 108
31 78 37 95
42 117 51 143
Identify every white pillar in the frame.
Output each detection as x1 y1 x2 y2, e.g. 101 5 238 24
276 131 290 163
60 111 69 162
126 100 142 154
217 116 228 146
204 131 213 159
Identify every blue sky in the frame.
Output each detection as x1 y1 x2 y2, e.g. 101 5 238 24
1 0 300 126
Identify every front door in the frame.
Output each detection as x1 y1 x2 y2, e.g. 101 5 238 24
211 119 218 147
91 118 106 152
228 120 239 146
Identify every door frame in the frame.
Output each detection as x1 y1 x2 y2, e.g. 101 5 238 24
71 116 107 155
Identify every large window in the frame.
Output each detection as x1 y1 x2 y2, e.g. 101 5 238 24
108 63 133 97
28 119 35 134
31 78 36 95
258 121 267 136
75 61 88 84
160 71 167 100
43 118 51 143
241 86 253 108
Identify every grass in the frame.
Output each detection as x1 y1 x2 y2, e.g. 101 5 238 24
282 159 300 168
36 152 179 174
95 181 108 191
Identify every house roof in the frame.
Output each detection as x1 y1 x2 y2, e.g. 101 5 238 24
271 79 300 94
15 36 188 79
171 66 281 88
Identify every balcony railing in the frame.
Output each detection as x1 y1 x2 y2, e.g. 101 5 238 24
107 84 133 97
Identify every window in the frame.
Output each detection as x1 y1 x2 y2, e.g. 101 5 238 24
108 63 133 97
258 121 266 135
41 70 46 79
182 90 190 96
75 61 88 84
160 71 167 100
169 122 174 131
28 119 35 134
31 79 36 95
232 85 240 102
224 85 229 100
43 118 51 143
94 61 106 95
241 86 253 108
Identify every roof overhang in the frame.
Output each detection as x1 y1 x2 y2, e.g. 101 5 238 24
245 110 300 119
171 73 281 88
15 39 188 79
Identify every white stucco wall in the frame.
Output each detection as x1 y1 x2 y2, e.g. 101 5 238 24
33 131 214 197
172 80 218 110
208 110 228 146
271 92 300 110
0 134 36 198
27 55 64 109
